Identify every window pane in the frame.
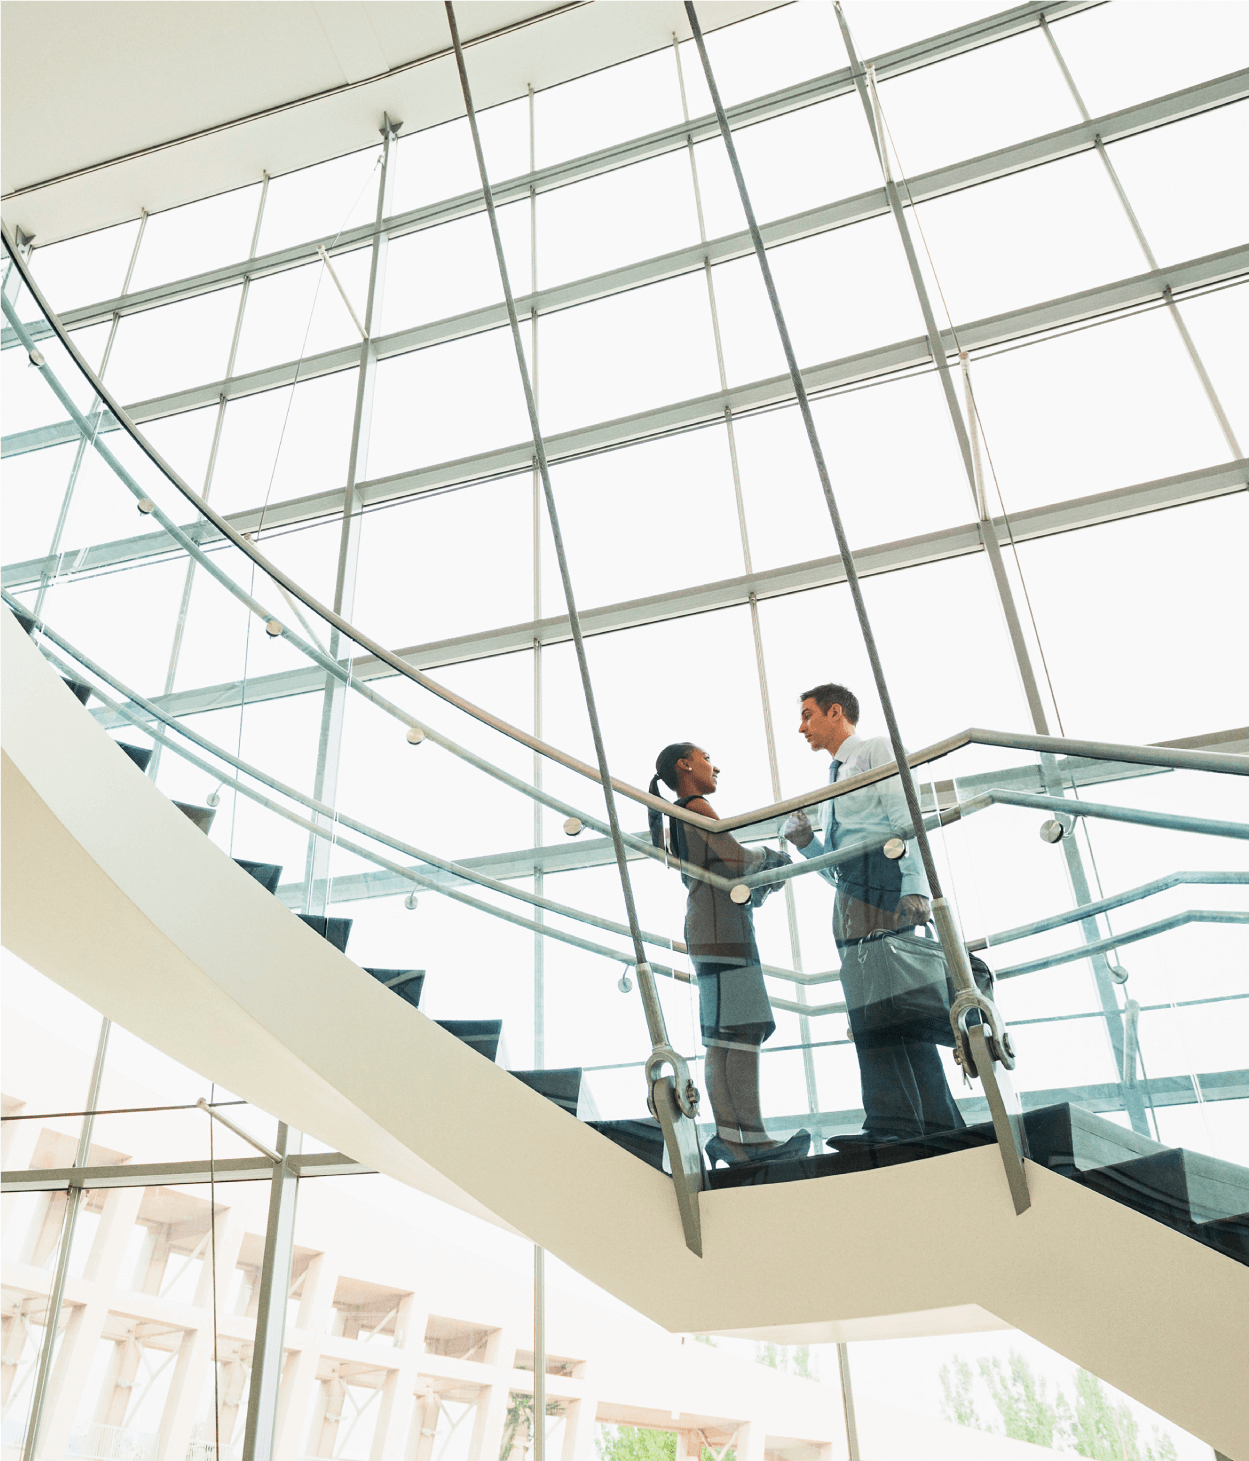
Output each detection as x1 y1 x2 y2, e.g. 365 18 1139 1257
537 273 720 436
540 429 747 612
1102 102 1249 268
28 217 143 313
964 306 1233 513
389 98 530 218
709 213 927 385
1012 494 1249 744
688 93 884 241
871 28 1080 179
104 287 243 404
834 2 1005 62
677 3 850 114
1053 0 1249 118
366 330 532 478
536 152 698 290
255 147 381 255
535 48 682 169
909 151 1145 324
380 202 528 337
207 370 359 517
233 248 370 376
353 477 533 648
128 183 263 292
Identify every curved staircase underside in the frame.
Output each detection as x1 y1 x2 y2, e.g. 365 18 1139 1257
3 611 1247 1455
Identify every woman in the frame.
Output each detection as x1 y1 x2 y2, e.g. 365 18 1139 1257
649 742 810 1167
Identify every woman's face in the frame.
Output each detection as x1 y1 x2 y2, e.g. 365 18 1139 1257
679 747 719 795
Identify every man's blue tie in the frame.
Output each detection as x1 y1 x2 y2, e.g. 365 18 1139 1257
827 758 841 845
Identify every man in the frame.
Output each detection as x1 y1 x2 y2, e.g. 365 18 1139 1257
782 682 966 1144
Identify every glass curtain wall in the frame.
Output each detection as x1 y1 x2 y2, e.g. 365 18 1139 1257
3 2 1247 1207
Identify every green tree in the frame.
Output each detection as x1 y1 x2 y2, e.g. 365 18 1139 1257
978 1350 1071 1447
595 1426 677 1461
754 1342 816 1380
1068 1369 1176 1461
938 1356 984 1430
501 1393 567 1461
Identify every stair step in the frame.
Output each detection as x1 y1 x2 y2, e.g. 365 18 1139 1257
1023 1102 1168 1175
1080 1147 1249 1228
234 859 283 894
588 1117 667 1173
713 1123 996 1189
62 676 91 705
511 1068 599 1119
1190 1212 1249 1266
435 1019 503 1063
173 801 216 834
295 914 352 952
116 742 153 772
12 608 36 637
363 968 425 1009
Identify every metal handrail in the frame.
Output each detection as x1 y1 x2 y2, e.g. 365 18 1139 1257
3 227 1245 845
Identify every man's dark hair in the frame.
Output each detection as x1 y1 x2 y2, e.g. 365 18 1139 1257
799 682 860 724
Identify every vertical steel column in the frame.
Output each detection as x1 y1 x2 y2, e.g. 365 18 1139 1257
22 1017 110 1461
958 355 1150 1135
241 1123 300 1461
685 0 1028 1212
148 177 269 784
533 1245 546 1461
530 82 546 1072
835 1345 860 1461
446 2 706 1256
303 117 400 914
671 33 821 1129
529 92 549 1448
34 211 148 621
1040 16 1242 460
837 2 1146 1137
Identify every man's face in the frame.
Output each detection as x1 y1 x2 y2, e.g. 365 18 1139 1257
798 697 849 754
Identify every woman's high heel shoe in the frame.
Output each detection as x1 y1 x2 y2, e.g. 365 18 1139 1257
706 1129 811 1167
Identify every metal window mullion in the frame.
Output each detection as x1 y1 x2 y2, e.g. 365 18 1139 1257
148 176 270 784
241 1123 298 1461
673 31 821 1126
841 5 1149 1142
303 122 398 915
530 82 546 1072
1039 18 1241 458
32 210 148 621
689 0 1029 1211
21 1017 111 1461
446 3 705 1255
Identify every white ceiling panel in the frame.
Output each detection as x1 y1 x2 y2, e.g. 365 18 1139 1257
1 0 783 246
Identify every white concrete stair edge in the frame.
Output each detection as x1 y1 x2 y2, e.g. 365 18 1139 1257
2 610 1246 1455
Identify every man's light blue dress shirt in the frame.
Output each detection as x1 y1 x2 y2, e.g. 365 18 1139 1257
797 733 929 897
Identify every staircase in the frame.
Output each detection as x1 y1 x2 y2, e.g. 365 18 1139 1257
4 606 1248 1457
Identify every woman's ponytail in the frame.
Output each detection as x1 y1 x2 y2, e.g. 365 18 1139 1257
649 742 697 855
647 774 667 850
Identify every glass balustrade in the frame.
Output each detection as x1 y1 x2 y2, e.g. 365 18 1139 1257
4 233 1247 1268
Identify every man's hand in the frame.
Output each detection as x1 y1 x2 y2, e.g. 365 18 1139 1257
782 810 815 849
897 894 932 927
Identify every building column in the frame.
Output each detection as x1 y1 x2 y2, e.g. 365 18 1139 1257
273 1250 339 1461
558 1392 598 1461
372 1294 426 1461
466 1329 517 1461
82 1188 144 1288
35 1299 111 1459
734 1420 767 1461
158 1323 215 1461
